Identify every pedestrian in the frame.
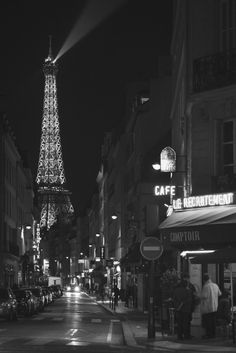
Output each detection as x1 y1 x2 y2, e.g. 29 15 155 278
201 273 222 339
182 272 200 338
173 279 193 340
125 285 130 307
113 285 120 306
216 290 231 328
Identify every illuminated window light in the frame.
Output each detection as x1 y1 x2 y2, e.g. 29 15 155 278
180 250 215 257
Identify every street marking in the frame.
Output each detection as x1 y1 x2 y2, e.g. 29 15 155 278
107 321 113 343
69 329 78 337
67 341 89 346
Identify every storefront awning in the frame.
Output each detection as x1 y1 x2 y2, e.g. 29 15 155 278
159 205 236 249
190 247 236 264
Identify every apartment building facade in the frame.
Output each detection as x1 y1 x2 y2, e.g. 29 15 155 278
0 114 35 287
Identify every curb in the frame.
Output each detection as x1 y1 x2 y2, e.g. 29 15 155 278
95 300 116 316
121 321 145 348
92 297 236 350
95 300 144 347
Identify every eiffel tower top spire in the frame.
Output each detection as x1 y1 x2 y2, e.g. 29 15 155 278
36 38 65 186
48 35 52 59
36 39 74 229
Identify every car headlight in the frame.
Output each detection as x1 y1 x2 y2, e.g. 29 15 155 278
67 286 71 291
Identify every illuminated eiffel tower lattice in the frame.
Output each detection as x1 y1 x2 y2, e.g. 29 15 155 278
36 38 74 230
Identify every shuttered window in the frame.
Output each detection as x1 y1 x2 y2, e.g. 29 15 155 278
222 120 236 174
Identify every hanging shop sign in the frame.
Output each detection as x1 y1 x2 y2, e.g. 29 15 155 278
160 147 176 173
154 185 176 196
173 192 234 210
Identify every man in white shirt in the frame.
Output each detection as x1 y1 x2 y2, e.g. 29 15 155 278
201 273 222 338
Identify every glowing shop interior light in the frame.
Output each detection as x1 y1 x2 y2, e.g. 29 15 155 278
180 250 215 257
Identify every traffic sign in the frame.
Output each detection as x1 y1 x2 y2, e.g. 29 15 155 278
140 237 163 261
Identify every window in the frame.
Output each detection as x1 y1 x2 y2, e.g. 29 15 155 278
220 0 236 50
222 120 236 174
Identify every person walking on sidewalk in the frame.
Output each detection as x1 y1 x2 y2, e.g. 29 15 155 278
113 285 120 307
182 273 199 338
173 279 193 340
201 273 222 339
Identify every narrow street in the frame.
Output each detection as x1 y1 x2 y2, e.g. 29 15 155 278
0 291 123 352
0 291 159 353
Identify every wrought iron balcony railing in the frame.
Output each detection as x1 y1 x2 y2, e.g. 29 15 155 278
193 48 236 93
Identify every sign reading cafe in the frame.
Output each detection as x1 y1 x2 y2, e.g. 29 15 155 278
154 185 176 196
173 192 234 210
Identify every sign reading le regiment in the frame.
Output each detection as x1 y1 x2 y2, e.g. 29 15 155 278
173 192 234 210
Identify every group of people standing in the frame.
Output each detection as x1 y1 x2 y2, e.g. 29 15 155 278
173 272 228 340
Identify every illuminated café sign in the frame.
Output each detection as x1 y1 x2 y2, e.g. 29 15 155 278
173 192 234 210
160 147 176 172
154 185 176 196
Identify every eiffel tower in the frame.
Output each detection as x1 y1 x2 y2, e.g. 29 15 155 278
36 38 74 230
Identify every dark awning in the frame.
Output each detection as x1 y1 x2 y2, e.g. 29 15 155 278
159 205 236 249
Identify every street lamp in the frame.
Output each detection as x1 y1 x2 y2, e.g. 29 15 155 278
152 163 161 171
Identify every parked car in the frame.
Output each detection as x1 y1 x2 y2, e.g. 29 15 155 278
12 289 34 316
0 287 18 321
49 285 63 299
28 287 45 312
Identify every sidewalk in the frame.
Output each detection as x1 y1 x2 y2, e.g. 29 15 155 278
92 295 236 351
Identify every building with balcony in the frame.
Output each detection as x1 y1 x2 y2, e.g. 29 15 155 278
0 114 35 287
90 73 172 309
158 0 236 335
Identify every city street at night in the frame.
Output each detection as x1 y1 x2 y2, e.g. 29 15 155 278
0 291 128 353
1 1 236 351
0 290 235 353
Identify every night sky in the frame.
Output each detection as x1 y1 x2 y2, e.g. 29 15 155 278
0 0 172 214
